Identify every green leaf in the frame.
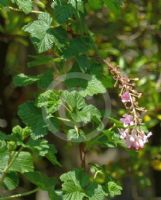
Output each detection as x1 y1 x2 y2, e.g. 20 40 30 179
11 151 34 173
0 148 8 170
60 169 107 200
13 73 39 87
13 71 54 88
76 55 91 73
18 102 48 139
52 4 75 24
25 171 58 199
88 62 103 77
97 130 123 148
37 90 62 114
26 139 60 166
108 117 123 127
60 169 88 200
37 70 53 88
69 0 84 12
27 55 54 68
4 172 19 190
0 150 33 173
101 75 114 88
70 105 101 124
26 138 49 156
24 13 60 53
52 26 68 49
64 69 87 90
25 171 56 190
63 37 92 58
0 131 11 140
81 105 101 122
67 129 86 142
32 29 54 53
46 144 61 166
81 76 106 97
88 0 103 10
12 125 32 142
107 181 122 197
87 184 106 200
61 91 86 111
15 0 32 14
62 91 101 126
104 0 123 15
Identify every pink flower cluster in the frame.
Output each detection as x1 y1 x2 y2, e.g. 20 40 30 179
105 60 152 150
119 91 152 150
119 128 152 150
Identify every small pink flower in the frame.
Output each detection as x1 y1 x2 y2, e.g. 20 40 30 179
121 92 131 103
118 128 152 150
120 114 134 127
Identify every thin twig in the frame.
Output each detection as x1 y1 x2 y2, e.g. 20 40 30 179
8 6 43 14
0 188 38 200
56 117 71 122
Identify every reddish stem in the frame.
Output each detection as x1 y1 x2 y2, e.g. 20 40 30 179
79 143 86 169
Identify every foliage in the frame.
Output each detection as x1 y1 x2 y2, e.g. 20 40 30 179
0 0 160 199
60 169 107 200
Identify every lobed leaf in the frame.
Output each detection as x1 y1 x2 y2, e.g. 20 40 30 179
37 90 62 114
60 169 107 200
107 181 122 197
80 76 106 97
3 172 19 191
24 13 63 53
13 73 39 87
25 171 58 199
61 91 86 111
0 150 34 173
18 102 48 139
13 0 32 14
46 144 61 166
52 4 75 24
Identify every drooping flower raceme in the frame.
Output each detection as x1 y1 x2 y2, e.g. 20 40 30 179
118 128 152 150
105 60 152 150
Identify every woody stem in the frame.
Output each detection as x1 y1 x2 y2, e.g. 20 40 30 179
79 143 86 169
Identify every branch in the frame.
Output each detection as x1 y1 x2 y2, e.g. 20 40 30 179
79 143 86 169
8 6 43 14
0 188 38 200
